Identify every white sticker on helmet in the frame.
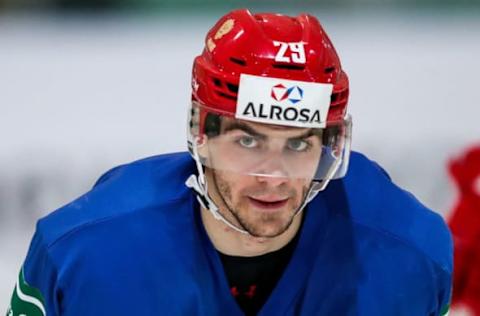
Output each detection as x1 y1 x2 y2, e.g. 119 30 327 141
236 74 333 128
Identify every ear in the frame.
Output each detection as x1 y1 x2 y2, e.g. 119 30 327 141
196 135 211 165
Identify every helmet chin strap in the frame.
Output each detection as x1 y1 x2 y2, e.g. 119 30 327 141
185 146 250 235
185 145 343 237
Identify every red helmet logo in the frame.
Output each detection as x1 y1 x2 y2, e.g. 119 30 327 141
271 84 289 102
271 84 304 104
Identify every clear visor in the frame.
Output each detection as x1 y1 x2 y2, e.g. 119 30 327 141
188 102 352 182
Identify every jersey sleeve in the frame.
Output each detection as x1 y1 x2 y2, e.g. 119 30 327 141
435 219 453 316
6 229 59 316
437 267 452 316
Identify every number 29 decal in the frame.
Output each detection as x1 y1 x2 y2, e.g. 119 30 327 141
273 41 306 64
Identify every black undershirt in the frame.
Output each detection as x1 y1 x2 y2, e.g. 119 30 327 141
218 229 301 316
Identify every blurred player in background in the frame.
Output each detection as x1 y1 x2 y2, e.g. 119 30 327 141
7 9 452 316
449 144 480 316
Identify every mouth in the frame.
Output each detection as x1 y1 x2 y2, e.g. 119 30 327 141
247 197 289 211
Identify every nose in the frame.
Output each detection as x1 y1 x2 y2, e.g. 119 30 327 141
253 153 290 186
255 173 289 187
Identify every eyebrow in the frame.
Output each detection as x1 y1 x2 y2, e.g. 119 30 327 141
222 121 317 140
222 122 267 140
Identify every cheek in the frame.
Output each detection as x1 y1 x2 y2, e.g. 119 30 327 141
294 180 311 195
215 171 251 201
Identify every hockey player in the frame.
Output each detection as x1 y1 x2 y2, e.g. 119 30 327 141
7 9 452 316
449 145 480 315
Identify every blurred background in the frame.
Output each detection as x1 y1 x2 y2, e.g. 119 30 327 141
1 0 479 311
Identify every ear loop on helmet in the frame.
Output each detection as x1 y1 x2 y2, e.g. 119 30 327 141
185 143 250 235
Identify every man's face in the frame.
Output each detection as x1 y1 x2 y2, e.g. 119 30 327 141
204 118 322 238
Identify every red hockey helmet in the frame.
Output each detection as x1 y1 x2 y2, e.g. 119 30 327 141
188 9 351 183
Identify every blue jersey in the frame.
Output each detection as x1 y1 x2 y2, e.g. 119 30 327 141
7 152 452 316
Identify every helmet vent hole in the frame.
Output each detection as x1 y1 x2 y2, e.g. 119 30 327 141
331 93 339 103
230 57 247 66
226 83 239 94
324 66 335 74
217 91 237 101
272 63 305 71
212 78 222 87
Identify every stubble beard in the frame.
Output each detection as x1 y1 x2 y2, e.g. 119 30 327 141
211 170 310 238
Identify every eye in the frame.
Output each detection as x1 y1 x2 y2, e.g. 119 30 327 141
287 138 310 152
238 135 258 148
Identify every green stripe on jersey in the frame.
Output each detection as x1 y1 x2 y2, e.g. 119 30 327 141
6 268 46 316
440 304 450 316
